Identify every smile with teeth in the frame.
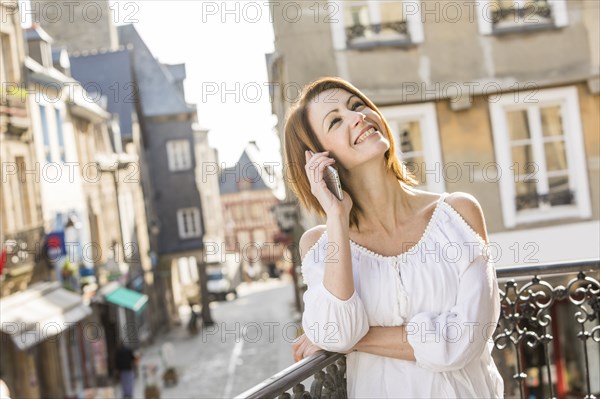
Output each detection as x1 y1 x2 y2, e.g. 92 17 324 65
355 127 378 144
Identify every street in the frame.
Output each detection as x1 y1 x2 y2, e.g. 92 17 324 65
129 278 301 398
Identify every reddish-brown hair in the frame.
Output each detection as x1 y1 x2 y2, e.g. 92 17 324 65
283 77 416 229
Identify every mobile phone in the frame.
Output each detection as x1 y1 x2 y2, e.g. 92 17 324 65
309 151 344 201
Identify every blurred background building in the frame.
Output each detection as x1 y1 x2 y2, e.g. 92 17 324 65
219 141 287 281
0 0 228 396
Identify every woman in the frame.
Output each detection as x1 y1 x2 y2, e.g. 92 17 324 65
286 77 504 398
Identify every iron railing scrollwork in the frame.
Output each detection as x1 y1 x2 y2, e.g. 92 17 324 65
345 21 408 42
491 1 552 25
515 189 575 212
2 226 45 271
494 260 599 399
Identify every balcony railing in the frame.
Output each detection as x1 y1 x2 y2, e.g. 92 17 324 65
345 21 408 41
345 21 410 49
491 1 555 34
492 3 552 23
1 226 45 274
1 90 30 136
236 259 599 399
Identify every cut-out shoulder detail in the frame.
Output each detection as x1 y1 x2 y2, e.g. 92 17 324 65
440 202 487 245
299 225 327 263
444 192 488 243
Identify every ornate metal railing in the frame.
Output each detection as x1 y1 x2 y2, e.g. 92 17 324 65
491 1 553 26
236 259 599 399
345 21 408 42
235 352 346 399
494 259 599 399
1 226 45 272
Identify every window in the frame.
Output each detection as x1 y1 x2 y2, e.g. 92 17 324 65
477 0 568 35
39 104 51 162
330 0 423 50
237 230 251 250
16 156 32 226
177 208 201 239
166 140 192 171
489 86 591 228
118 192 136 259
238 178 252 191
251 203 262 220
252 229 266 245
1 33 13 84
55 108 66 162
177 256 199 285
232 205 243 221
379 103 444 193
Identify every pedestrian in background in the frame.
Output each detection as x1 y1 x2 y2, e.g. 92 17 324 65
115 343 139 399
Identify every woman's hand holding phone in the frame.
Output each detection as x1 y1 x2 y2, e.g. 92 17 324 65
304 150 352 218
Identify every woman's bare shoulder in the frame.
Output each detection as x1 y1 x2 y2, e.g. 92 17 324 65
406 188 444 212
299 225 327 260
445 192 488 242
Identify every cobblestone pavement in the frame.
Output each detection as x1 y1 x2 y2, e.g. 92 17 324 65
120 278 301 398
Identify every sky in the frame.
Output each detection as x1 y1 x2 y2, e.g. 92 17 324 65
113 1 280 167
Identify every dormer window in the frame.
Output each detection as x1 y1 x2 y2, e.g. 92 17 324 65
25 25 54 68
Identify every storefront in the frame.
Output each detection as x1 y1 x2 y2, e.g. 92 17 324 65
93 282 149 379
0 282 101 398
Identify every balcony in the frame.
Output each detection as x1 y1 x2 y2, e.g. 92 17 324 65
236 259 599 399
0 86 30 136
345 21 411 50
1 226 45 279
491 1 556 35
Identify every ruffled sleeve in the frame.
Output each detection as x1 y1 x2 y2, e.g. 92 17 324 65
300 234 370 353
406 254 501 372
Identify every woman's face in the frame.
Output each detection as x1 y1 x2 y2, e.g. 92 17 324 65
307 88 390 170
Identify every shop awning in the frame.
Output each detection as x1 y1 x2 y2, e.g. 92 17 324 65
0 282 92 350
104 286 148 314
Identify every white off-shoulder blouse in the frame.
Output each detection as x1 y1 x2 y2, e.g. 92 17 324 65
301 192 504 398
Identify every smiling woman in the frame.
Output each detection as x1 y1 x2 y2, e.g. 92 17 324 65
283 77 504 398
283 77 417 229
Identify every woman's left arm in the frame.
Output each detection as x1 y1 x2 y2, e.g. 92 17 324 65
403 255 500 371
296 256 499 366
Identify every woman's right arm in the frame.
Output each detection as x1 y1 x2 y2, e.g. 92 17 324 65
299 225 369 354
297 151 368 353
302 150 355 300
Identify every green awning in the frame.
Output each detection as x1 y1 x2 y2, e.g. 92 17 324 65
105 287 148 314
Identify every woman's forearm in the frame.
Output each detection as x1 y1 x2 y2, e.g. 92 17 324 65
352 326 416 361
322 215 354 300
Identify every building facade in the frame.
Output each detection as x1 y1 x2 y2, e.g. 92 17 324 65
1 6 106 398
30 0 224 327
267 1 600 397
268 0 599 264
219 142 287 280
1 0 45 294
